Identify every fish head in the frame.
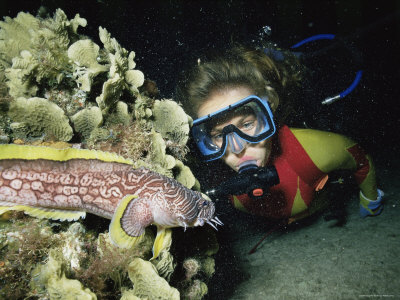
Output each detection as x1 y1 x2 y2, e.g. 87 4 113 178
191 192 223 230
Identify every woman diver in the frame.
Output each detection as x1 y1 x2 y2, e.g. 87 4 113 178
175 43 383 226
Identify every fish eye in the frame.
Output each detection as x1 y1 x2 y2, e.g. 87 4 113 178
202 201 209 206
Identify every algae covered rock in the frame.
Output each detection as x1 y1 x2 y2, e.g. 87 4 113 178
8 97 73 141
127 258 180 300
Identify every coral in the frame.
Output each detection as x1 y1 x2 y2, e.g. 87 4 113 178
120 290 141 300
31 249 97 300
200 257 216 278
44 88 87 116
182 279 208 300
0 9 144 136
5 50 39 98
68 39 108 92
71 106 103 140
152 99 190 147
0 212 157 299
95 27 144 113
183 258 201 281
150 130 176 171
8 97 73 141
106 101 131 126
152 250 176 282
134 94 154 123
46 274 97 300
175 159 197 189
0 7 217 299
151 99 191 160
181 256 214 281
73 230 153 298
171 227 219 300
0 216 62 299
0 12 40 70
1 9 87 98
87 121 152 162
0 76 11 143
126 258 180 300
60 223 87 270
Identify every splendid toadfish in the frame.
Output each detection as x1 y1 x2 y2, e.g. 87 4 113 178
0 144 222 259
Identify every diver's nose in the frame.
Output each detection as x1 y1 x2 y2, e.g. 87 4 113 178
226 132 247 154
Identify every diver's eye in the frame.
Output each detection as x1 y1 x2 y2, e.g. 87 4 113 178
202 201 209 206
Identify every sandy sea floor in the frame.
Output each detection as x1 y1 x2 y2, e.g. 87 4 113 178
206 155 400 300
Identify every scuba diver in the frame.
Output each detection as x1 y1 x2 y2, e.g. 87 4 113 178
175 40 383 235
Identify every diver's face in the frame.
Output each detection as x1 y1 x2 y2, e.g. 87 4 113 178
198 87 273 172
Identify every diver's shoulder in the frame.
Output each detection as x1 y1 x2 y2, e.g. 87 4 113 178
286 126 356 147
287 126 332 137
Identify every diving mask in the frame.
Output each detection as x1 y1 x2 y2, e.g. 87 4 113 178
192 95 276 161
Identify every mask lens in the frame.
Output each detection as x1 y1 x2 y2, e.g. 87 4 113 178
227 132 247 154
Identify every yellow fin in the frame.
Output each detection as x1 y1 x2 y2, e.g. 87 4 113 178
109 194 144 249
151 227 172 261
0 144 133 165
0 204 86 221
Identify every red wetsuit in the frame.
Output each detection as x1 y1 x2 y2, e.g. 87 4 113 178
229 125 378 221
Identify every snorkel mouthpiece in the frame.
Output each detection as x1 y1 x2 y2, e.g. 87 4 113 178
238 160 258 173
206 165 280 200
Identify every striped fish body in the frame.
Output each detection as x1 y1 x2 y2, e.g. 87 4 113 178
0 145 219 258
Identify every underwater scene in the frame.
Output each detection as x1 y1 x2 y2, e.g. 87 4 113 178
0 1 399 299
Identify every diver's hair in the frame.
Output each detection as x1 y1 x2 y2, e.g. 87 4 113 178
175 43 304 126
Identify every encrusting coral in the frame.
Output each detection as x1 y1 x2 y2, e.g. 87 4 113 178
0 7 218 300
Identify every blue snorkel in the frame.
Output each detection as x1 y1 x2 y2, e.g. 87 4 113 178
290 34 363 105
263 33 363 105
